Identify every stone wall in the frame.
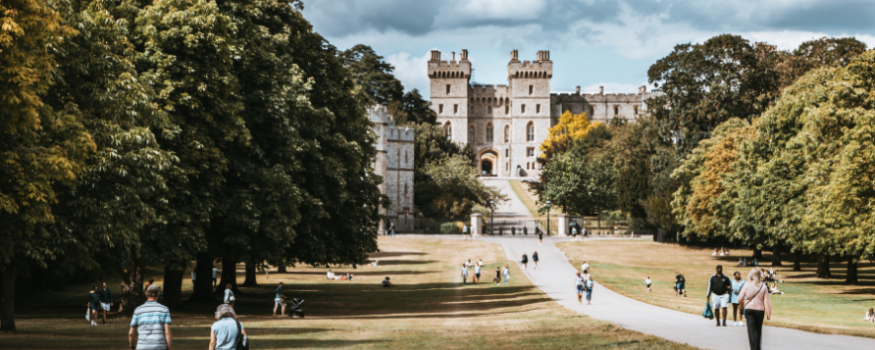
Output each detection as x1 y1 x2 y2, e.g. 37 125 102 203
369 105 414 232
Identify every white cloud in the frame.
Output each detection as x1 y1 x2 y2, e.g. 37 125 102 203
386 50 434 94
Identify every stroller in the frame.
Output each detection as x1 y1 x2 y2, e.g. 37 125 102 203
285 298 305 318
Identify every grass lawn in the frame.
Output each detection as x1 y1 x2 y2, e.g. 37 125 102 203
1 237 692 349
508 180 562 218
558 240 875 339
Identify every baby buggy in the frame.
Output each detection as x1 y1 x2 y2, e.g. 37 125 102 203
286 298 305 318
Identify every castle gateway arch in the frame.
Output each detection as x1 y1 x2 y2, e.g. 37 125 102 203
478 148 499 176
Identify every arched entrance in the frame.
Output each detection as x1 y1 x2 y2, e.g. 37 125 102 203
478 149 499 176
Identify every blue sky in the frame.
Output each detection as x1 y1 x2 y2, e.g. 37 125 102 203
302 0 875 97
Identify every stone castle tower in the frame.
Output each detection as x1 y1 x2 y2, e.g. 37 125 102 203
429 49 653 178
370 105 414 232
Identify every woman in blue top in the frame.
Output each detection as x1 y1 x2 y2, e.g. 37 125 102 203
575 272 585 305
585 275 594 305
502 264 510 285
210 304 248 350
730 271 746 326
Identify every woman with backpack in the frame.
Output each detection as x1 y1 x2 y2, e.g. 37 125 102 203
210 304 248 350
738 268 772 350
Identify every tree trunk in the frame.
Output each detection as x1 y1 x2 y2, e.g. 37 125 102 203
752 249 765 260
277 259 287 273
815 254 832 278
162 265 184 309
1 267 16 331
214 257 239 294
189 254 216 302
771 247 782 266
846 258 858 284
793 251 801 271
242 261 258 287
120 254 145 314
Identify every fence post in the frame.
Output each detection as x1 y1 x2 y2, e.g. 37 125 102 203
558 214 569 236
471 214 482 236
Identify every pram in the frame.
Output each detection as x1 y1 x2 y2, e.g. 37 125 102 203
286 298 305 318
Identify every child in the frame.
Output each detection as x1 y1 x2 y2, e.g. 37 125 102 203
645 276 652 292
865 308 875 322
461 264 468 284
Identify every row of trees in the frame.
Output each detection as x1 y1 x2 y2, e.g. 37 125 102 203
0 0 407 331
534 34 872 281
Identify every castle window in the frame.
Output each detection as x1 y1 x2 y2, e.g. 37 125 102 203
469 106 474 115
506 162 509 171
405 149 408 163
444 122 452 140
446 84 451 95
454 104 458 114
536 104 541 113
439 104 444 114
506 149 509 157
469 125 475 143
404 183 408 196
526 122 534 141
529 85 533 95
505 105 509 114
527 147 535 157
527 162 530 170
634 106 639 115
486 123 494 142
521 104 526 114
504 125 510 143
589 106 594 116
488 106 492 114
614 106 619 115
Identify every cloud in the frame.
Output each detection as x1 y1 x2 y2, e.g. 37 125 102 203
386 51 434 93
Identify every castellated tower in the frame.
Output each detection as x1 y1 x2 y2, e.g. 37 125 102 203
429 49 652 179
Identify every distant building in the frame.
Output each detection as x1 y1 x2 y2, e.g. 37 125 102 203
429 49 654 178
370 105 414 233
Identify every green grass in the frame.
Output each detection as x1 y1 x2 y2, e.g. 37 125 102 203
558 240 875 339
1 237 694 349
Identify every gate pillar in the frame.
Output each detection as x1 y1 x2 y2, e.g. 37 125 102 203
558 214 569 236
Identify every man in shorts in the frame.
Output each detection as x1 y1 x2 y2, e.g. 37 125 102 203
98 282 113 325
706 265 732 326
129 284 172 350
675 272 686 297
273 282 286 318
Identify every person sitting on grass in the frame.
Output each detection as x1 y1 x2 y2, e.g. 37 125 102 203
769 283 783 295
348 274 355 281
382 277 394 287
865 308 875 322
371 259 379 267
327 270 335 280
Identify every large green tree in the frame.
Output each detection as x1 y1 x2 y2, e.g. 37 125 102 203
0 0 95 330
340 44 404 106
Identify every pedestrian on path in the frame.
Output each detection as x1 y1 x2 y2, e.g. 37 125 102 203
581 261 589 274
645 276 652 292
224 284 235 309
537 227 543 245
461 263 468 284
521 253 528 269
503 264 510 285
273 282 286 318
731 271 746 326
582 226 587 240
575 272 585 305
98 282 113 326
572 226 578 241
495 267 501 285
532 252 539 269
87 286 100 326
738 268 771 350
675 272 687 297
463 224 469 239
474 262 481 283
707 265 733 326
585 274 594 305
129 284 172 350
212 266 218 288
209 304 248 350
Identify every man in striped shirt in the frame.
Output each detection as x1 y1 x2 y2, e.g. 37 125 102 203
129 284 173 350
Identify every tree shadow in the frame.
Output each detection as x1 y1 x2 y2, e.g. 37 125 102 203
368 251 427 258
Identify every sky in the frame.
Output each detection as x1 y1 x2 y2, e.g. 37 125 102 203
302 0 875 98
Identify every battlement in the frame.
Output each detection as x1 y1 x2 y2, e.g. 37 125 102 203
470 84 510 94
428 50 471 78
386 125 414 142
368 104 391 124
508 50 552 79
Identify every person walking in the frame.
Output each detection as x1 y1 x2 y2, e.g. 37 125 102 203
129 284 172 350
98 282 113 325
461 263 468 284
495 267 502 285
731 271 746 326
273 282 287 318
738 268 771 350
645 276 652 292
87 286 100 326
462 224 469 239
581 261 589 274
571 226 578 241
223 284 235 309
521 253 529 269
474 262 481 284
675 272 686 297
585 274 594 305
707 265 733 326
209 304 248 350
532 252 539 269
502 265 510 285
575 272 585 305
212 266 218 289
537 227 543 245
582 226 587 240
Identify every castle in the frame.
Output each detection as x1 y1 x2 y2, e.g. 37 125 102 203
429 49 654 178
369 105 415 232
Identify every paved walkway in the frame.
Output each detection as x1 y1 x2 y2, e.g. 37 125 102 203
480 178 533 219
424 179 875 349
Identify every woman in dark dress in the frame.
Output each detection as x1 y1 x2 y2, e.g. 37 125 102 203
532 252 539 269
521 253 529 269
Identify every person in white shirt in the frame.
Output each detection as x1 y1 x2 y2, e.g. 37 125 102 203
461 264 468 284
645 277 652 292
212 267 218 288
466 259 472 268
223 284 235 309
572 227 578 241
327 270 335 280
462 225 469 240
865 308 875 322
474 263 482 284
191 271 196 283
581 262 590 274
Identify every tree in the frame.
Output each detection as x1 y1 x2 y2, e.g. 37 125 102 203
388 89 437 126
416 155 506 218
539 111 595 160
0 0 95 330
340 44 404 106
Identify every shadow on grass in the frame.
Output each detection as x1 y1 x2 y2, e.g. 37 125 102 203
174 338 386 349
369 251 428 258
281 270 440 276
